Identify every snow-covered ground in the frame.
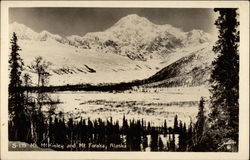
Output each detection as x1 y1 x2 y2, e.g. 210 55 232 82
18 39 161 85
10 14 214 86
9 15 214 127
40 86 210 127
18 38 212 86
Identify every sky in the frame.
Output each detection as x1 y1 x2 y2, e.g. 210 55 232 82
9 8 218 37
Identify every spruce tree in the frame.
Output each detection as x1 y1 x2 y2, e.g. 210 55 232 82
173 115 178 133
8 32 27 141
187 123 193 149
192 97 207 151
170 132 176 151
209 8 239 149
150 128 159 151
9 32 24 115
182 123 187 151
163 119 167 136
178 121 184 151
195 97 205 139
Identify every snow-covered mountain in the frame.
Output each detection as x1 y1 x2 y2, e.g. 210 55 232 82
9 14 215 86
144 46 215 88
66 14 212 61
10 22 65 42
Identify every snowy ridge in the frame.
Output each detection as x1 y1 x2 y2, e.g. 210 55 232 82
10 22 39 40
9 14 215 86
10 14 212 60
10 22 68 43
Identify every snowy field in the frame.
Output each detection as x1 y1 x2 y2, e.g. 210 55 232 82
44 86 210 127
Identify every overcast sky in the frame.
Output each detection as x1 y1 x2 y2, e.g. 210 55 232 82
9 8 218 37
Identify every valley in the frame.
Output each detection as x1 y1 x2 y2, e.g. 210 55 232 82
44 86 210 127
9 14 215 128
9 14 215 87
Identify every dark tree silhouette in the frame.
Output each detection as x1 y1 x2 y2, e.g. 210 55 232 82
8 32 29 141
191 97 208 151
182 123 187 151
163 119 168 136
209 8 239 151
187 122 193 150
195 98 205 136
9 32 24 115
178 121 184 151
173 115 178 133
23 73 32 87
150 128 159 151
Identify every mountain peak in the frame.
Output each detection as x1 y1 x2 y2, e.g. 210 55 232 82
122 14 144 19
112 14 152 28
10 22 39 40
10 22 29 31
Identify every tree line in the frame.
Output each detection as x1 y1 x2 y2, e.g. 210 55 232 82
9 111 202 151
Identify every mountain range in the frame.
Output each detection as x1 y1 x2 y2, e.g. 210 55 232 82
9 14 215 87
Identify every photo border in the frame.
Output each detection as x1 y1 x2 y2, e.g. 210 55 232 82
1 1 249 160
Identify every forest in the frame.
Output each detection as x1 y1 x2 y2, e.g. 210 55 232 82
9 112 197 151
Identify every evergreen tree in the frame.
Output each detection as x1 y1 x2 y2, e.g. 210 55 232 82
122 115 128 135
147 122 151 134
8 32 28 141
163 119 167 136
192 97 207 151
209 8 239 150
195 97 205 136
9 32 24 115
182 123 187 151
35 111 46 145
187 122 193 149
178 121 184 151
67 117 74 150
150 128 159 151
173 115 178 133
98 118 105 144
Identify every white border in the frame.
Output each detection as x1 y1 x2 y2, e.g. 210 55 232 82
1 1 249 160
